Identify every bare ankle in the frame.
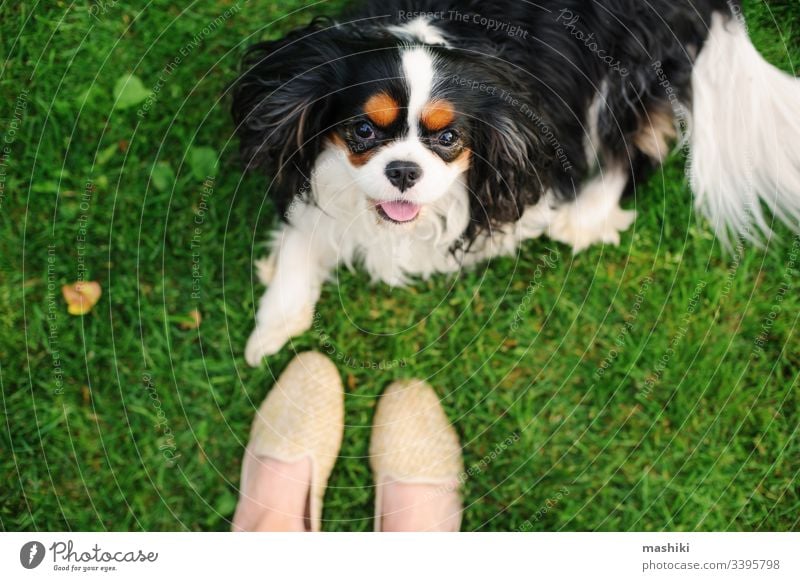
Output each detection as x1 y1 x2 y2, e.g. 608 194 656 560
379 481 461 532
233 457 312 532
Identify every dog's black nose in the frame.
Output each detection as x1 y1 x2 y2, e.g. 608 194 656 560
384 161 423 192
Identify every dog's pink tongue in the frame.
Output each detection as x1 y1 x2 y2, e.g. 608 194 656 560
379 201 421 222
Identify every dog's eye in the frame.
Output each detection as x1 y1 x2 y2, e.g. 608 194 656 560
438 130 459 147
354 121 376 140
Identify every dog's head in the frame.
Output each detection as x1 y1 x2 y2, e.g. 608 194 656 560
232 18 552 239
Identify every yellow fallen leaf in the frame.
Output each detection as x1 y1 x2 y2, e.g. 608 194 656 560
62 281 102 315
179 309 202 330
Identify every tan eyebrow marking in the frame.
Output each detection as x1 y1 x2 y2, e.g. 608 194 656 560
420 99 455 132
364 92 400 127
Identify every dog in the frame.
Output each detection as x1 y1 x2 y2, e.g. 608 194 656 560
232 0 800 366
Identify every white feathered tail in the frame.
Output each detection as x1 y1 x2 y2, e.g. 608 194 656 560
689 13 800 248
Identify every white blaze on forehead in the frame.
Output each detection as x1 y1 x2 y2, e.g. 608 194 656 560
401 47 436 138
388 17 449 46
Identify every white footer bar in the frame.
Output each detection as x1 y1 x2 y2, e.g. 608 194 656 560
1 532 797 580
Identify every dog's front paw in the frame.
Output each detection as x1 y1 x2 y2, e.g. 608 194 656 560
244 305 315 366
549 206 636 253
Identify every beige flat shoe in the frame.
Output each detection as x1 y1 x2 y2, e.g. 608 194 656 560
237 351 344 532
370 379 464 531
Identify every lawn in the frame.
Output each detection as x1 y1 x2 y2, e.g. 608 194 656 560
1 0 798 532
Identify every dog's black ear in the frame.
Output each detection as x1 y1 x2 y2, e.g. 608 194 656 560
464 69 556 240
231 18 348 210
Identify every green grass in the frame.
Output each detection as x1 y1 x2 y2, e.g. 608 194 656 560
1 0 798 532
